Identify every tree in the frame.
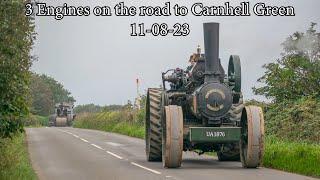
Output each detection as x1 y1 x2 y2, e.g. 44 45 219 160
253 23 320 142
253 23 320 102
30 74 54 116
39 74 75 103
29 73 76 116
0 0 35 137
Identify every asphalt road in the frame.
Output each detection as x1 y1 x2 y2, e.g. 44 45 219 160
26 127 316 180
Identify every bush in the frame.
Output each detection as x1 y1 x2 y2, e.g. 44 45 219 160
23 115 48 127
0 0 35 137
74 109 145 138
265 97 320 143
253 23 320 102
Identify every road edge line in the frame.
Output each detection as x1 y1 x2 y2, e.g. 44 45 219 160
106 151 123 160
91 144 104 150
80 138 89 143
130 162 161 175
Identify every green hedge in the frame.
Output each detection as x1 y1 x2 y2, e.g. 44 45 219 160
23 115 49 127
74 110 144 138
0 0 35 138
265 97 320 143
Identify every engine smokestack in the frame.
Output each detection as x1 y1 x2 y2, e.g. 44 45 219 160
203 22 220 82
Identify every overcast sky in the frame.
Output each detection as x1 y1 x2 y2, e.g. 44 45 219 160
32 0 320 105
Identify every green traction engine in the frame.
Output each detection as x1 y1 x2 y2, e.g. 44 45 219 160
145 22 265 168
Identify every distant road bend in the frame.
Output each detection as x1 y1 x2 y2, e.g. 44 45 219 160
26 127 316 180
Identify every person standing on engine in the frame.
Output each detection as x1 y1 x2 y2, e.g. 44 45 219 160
186 45 201 75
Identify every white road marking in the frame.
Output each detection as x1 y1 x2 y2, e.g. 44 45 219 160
73 134 79 138
106 151 123 160
130 162 161 175
58 129 68 133
105 142 123 147
91 144 104 150
80 138 89 143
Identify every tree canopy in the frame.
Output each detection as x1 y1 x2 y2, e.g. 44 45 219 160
253 23 320 143
30 73 75 116
253 23 320 102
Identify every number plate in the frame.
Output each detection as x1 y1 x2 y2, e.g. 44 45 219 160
189 127 241 142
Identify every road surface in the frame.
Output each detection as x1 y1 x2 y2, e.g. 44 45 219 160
26 127 316 180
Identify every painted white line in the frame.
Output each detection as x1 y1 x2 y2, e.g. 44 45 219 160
80 138 89 143
73 134 79 138
91 144 104 150
130 162 161 175
106 142 123 147
58 129 68 133
106 151 123 160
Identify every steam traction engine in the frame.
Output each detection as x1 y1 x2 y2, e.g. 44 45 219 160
145 22 264 168
49 102 75 127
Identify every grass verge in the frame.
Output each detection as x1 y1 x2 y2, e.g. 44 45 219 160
0 132 37 180
264 136 320 177
74 112 320 178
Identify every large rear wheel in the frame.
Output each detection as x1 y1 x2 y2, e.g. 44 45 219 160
240 106 264 168
162 105 183 168
145 88 163 161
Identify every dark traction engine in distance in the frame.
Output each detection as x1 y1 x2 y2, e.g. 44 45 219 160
145 22 264 168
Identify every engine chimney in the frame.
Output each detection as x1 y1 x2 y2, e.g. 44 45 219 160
203 23 220 82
